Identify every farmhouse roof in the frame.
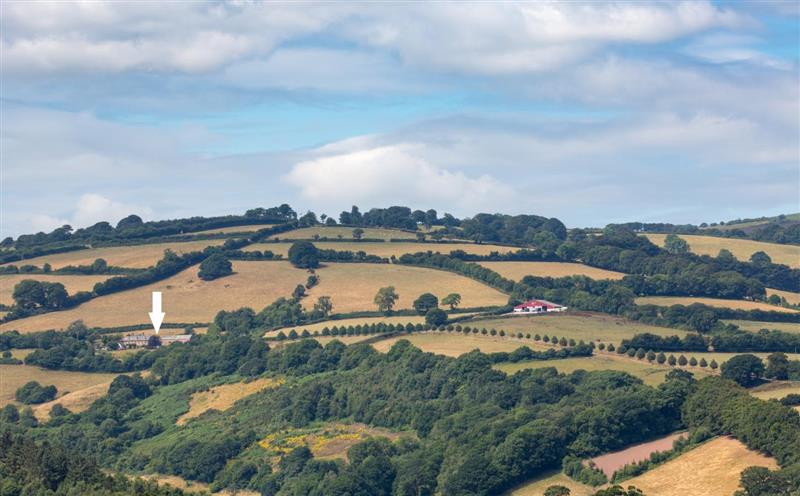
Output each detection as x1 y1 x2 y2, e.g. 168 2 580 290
514 299 562 309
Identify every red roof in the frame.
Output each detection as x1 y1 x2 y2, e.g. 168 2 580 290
514 299 561 309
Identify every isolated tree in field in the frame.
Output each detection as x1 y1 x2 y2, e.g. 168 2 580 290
425 308 447 326
636 348 646 359
313 296 333 317
198 253 233 281
721 354 765 387
678 355 688 366
442 293 462 310
765 352 790 380
292 284 306 299
699 358 708 368
689 357 698 366
657 352 666 364
352 228 364 240
15 381 57 404
663 234 689 255
413 293 439 315
288 241 319 269
544 486 571 496
709 359 718 370
749 251 772 265
668 354 677 366
374 286 399 314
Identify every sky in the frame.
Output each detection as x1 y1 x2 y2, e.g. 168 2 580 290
2 1 799 237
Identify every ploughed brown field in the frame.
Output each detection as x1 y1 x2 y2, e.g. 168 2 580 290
589 432 688 478
478 261 626 281
0 239 225 270
0 274 112 305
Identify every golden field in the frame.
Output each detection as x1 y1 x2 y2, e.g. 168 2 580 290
725 319 800 334
478 261 626 281
509 471 593 496
625 437 778 496
266 315 426 338
177 377 283 425
644 233 800 268
767 288 800 305
32 381 113 420
269 226 418 240
0 364 118 406
494 355 711 386
0 274 111 304
636 296 798 313
177 224 274 235
465 312 686 343
0 261 309 333
750 382 800 401
246 241 515 258
303 263 508 314
371 333 540 357
0 239 225 270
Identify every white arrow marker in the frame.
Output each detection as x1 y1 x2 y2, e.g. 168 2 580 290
149 291 165 334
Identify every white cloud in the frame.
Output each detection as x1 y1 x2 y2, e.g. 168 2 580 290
71 193 152 228
284 143 517 212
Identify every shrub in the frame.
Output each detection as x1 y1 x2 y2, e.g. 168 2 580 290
198 253 233 281
15 381 57 404
288 241 319 268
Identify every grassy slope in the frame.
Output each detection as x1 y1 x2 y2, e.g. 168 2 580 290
767 288 800 305
0 239 226 270
478 261 626 281
624 437 777 496
644 233 800 268
0 261 309 333
0 274 112 305
303 262 508 314
0 364 118 406
635 296 799 313
725 319 800 334
270 226 418 240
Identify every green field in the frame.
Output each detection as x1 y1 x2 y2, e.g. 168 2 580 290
464 312 686 344
494 355 712 386
724 320 800 334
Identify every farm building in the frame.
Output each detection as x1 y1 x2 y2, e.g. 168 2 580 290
119 334 151 349
513 299 567 314
118 333 193 349
161 334 193 345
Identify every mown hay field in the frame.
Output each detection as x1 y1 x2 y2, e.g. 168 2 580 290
644 233 800 268
509 470 593 496
749 382 800 401
32 380 113 420
624 436 778 496
175 224 275 236
0 364 118 406
266 315 426 338
464 312 686 343
493 356 704 386
0 261 309 333
269 226 418 240
371 333 532 357
767 288 800 305
724 319 800 334
478 261 626 281
636 296 798 313
177 377 283 425
0 239 226 270
0 274 112 305
246 241 514 258
303 263 508 314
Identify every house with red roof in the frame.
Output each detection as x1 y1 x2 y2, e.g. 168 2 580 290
513 299 566 314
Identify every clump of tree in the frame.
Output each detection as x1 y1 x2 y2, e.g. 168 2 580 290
15 381 57 404
198 253 233 280
425 308 448 326
374 286 399 314
720 354 765 387
288 241 320 269
413 293 439 315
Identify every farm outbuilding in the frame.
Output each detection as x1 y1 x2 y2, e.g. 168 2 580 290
513 299 567 314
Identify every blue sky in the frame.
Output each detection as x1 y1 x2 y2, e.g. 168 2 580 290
2 1 798 236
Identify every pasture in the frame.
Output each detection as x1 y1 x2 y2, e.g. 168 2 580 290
509 470 593 496
643 233 800 268
303 263 508 314
478 261 626 281
32 381 113 420
493 356 695 386
725 319 800 334
464 312 686 344
0 274 111 305
624 436 778 496
177 377 283 425
0 261 309 333
0 364 118 406
767 288 800 305
176 224 275 236
266 315 426 338
635 296 798 313
371 333 533 357
750 382 800 401
246 241 515 258
269 226 418 240
0 239 226 270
